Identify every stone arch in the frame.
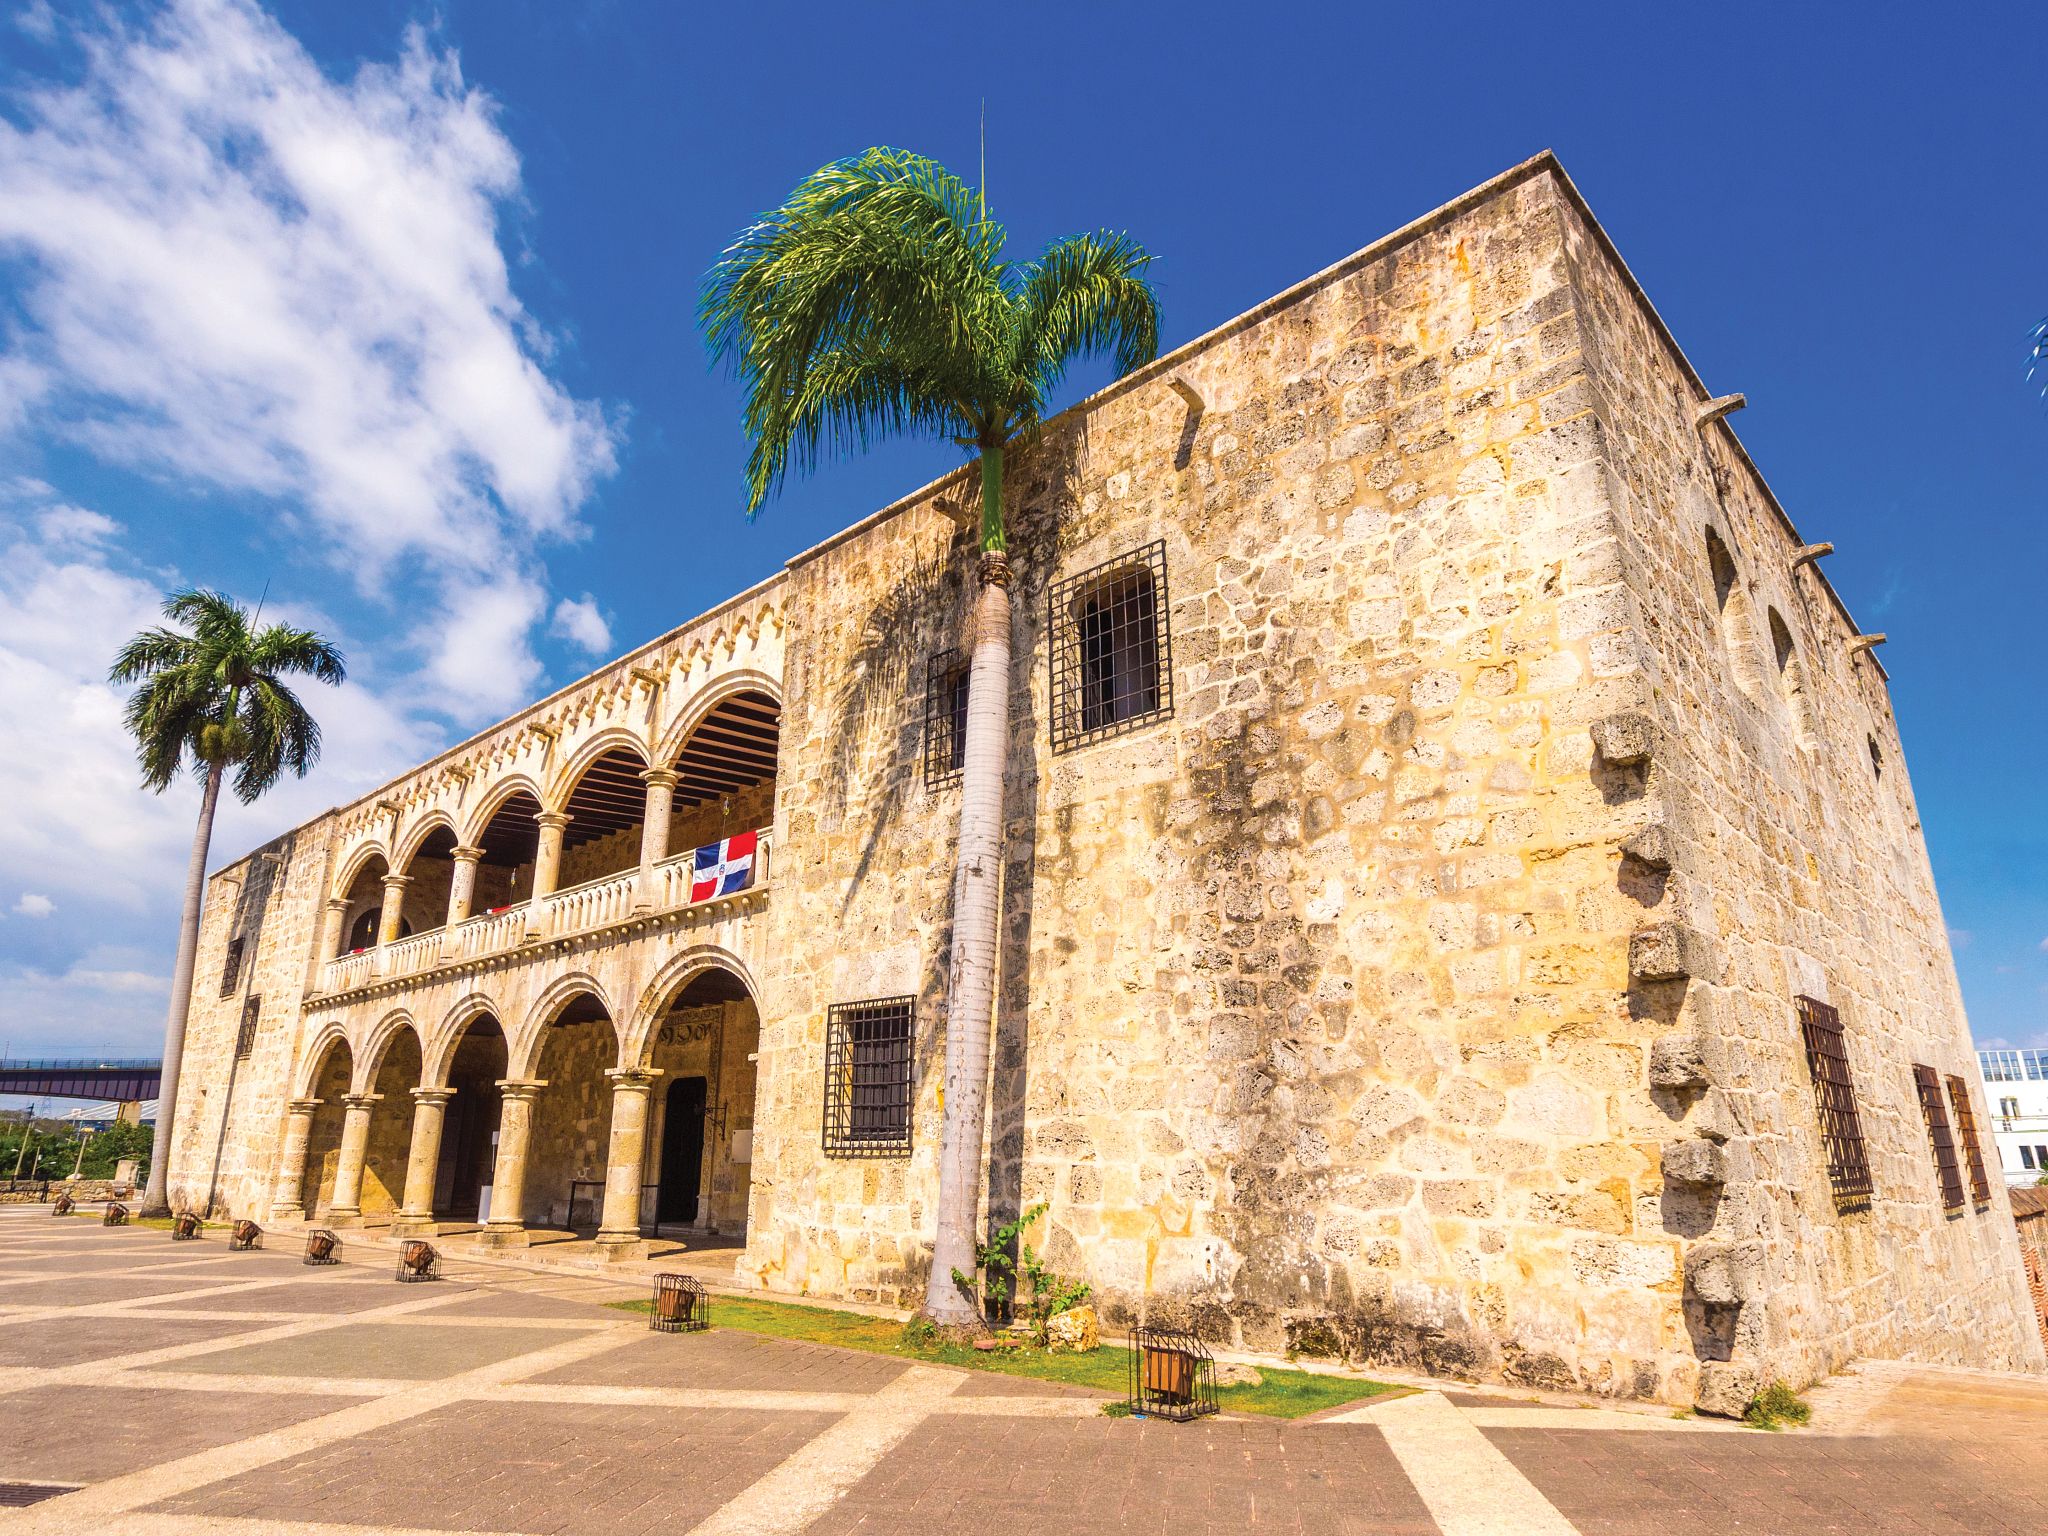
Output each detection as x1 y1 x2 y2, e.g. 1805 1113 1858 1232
424 992 504 1087
623 944 762 1066
509 972 619 1078
1702 523 1766 699
294 1020 353 1097
330 840 393 905
464 773 547 843
653 670 784 769
393 811 460 873
546 729 652 810
354 1008 423 1092
1767 607 1818 752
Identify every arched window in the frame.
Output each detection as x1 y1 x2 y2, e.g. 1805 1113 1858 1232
1050 540 1173 752
1767 608 1817 750
1704 526 1764 698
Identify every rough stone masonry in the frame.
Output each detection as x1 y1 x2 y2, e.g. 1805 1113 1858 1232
166 152 2044 1414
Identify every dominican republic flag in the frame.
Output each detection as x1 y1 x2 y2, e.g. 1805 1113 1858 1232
691 831 758 902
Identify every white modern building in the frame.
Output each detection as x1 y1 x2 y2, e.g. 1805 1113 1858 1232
1977 1049 2048 1186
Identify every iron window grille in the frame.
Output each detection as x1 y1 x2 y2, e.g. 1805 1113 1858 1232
923 649 971 791
219 936 245 997
1796 996 1874 1216
234 994 261 1060
823 997 914 1157
1913 1063 1967 1211
1944 1075 1993 1207
1049 540 1173 754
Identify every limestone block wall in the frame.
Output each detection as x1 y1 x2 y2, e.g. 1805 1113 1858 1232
746 163 1703 1396
1552 189 2046 1389
165 814 337 1220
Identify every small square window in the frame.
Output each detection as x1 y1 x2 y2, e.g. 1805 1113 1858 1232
234 994 261 1060
922 650 970 791
1049 541 1173 753
219 936 246 998
823 998 913 1157
2024 1146 2037 1171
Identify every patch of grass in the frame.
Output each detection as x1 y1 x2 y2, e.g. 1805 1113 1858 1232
607 1294 1397 1419
1743 1380 1811 1431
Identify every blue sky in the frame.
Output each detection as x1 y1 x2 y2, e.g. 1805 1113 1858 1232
0 0 2043 1065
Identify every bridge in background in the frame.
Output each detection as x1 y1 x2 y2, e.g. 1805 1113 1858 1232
0 1059 162 1103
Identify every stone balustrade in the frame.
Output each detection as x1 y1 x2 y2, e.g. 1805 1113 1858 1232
314 827 773 1001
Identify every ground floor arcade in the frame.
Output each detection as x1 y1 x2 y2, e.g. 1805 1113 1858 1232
280 964 760 1257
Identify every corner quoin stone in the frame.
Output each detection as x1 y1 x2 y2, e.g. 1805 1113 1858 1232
1590 711 1657 767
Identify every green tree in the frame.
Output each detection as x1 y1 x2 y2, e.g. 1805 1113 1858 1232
702 148 1160 1324
111 589 345 1215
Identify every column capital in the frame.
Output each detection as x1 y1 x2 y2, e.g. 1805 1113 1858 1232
535 811 572 830
287 1096 323 1115
605 1065 665 1090
411 1086 456 1106
341 1092 382 1111
380 872 414 891
451 844 485 862
494 1078 549 1101
326 895 350 913
639 767 680 790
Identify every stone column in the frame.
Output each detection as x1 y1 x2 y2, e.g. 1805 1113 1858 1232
478 1080 546 1246
376 874 413 945
446 846 485 927
318 899 349 963
524 812 571 939
326 1092 379 1226
635 769 679 910
393 1087 454 1236
271 1097 321 1220
595 1067 663 1256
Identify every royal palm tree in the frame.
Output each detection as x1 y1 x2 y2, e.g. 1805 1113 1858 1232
111 589 345 1215
702 147 1160 1324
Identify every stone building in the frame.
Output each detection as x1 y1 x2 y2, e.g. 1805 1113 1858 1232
164 152 2044 1411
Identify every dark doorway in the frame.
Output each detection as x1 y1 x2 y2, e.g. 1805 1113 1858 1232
658 1075 708 1224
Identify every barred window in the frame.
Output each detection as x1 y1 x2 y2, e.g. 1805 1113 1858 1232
219 936 246 998
1049 541 1173 753
1797 996 1873 1216
234 994 261 1060
823 998 913 1157
1944 1075 1992 1206
1914 1064 1966 1211
922 650 970 791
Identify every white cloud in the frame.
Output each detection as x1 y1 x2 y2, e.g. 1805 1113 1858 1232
549 594 613 656
0 0 620 714
12 894 54 919
0 952 171 1056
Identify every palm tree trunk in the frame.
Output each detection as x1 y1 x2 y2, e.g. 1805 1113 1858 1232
924 447 1012 1325
141 766 222 1216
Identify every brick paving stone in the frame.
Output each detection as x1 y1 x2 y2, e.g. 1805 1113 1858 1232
149 1399 839 1534
0 1275 237 1306
534 1326 911 1393
145 1322 576 1381
0 1384 367 1484
806 1415 1436 1536
426 1287 618 1321
1487 1427 2048 1535
949 1367 1108 1398
135 1279 456 1315
0 1312 278 1367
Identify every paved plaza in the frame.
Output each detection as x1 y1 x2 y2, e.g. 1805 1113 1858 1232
0 1204 2042 1535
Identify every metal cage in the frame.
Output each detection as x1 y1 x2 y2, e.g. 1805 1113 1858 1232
822 998 914 1158
303 1227 341 1265
395 1240 441 1282
229 1219 262 1252
650 1272 710 1333
1049 541 1173 755
51 1193 73 1217
171 1211 201 1241
1126 1327 1218 1422
102 1201 128 1227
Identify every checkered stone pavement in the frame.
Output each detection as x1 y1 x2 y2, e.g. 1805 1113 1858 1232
0 1202 2043 1535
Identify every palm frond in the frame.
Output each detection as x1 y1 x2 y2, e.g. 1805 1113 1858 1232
1014 231 1161 412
